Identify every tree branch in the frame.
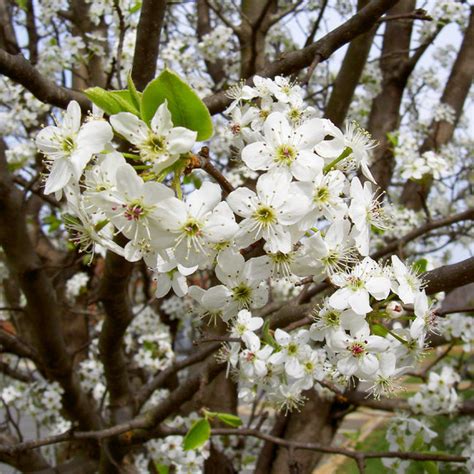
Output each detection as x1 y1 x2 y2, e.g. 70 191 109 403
0 139 100 431
131 0 168 91
0 49 90 110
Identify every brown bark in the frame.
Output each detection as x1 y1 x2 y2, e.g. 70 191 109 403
0 140 101 431
270 391 340 474
325 0 376 127
367 0 417 190
238 0 277 78
132 0 168 90
400 7 474 209
197 0 226 85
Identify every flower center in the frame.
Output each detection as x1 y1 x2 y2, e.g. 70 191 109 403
61 136 76 155
275 144 297 165
230 123 241 135
314 186 330 203
348 276 364 290
253 205 277 227
323 310 340 327
232 283 252 306
182 218 202 237
348 342 366 358
123 200 148 221
287 342 298 356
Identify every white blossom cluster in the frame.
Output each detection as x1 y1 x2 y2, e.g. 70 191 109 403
125 306 174 372
444 417 474 473
439 313 474 351
383 414 437 473
134 415 210 473
1 380 71 435
65 271 89 301
408 366 460 416
33 75 441 412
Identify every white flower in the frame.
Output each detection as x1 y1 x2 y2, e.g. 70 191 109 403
153 251 197 298
240 339 273 379
331 327 389 378
294 170 348 225
269 329 310 379
315 120 377 182
227 169 310 253
231 309 263 352
348 178 390 256
110 101 196 173
298 220 357 277
241 112 326 180
200 249 271 319
36 101 113 194
411 290 437 338
156 182 238 267
391 255 424 304
104 163 174 244
329 257 391 315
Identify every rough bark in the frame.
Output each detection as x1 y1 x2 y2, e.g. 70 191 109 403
400 7 474 209
0 140 101 431
325 0 376 127
131 0 168 90
367 0 417 190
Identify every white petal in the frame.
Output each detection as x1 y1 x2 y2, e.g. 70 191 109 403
110 112 148 145
44 160 72 194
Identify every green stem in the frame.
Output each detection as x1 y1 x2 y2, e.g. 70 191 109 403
323 146 352 173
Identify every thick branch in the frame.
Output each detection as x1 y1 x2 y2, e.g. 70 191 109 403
203 0 398 115
0 49 90 110
424 257 474 295
131 0 167 90
0 140 100 431
98 237 134 424
325 0 376 127
400 7 474 209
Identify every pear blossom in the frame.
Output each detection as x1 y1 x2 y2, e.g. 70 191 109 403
268 329 311 379
329 257 391 315
227 169 310 253
110 101 196 173
241 112 326 180
348 178 391 256
156 182 239 266
411 290 438 338
104 163 174 244
230 309 263 351
294 170 348 225
315 120 377 182
153 251 197 298
239 337 273 378
36 101 113 194
201 249 271 319
391 255 424 304
330 327 389 378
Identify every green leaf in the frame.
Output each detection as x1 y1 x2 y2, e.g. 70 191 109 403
127 73 142 110
422 461 439 474
413 258 428 274
216 413 242 428
183 418 211 450
141 69 213 141
262 320 279 349
109 90 140 115
154 463 169 474
84 88 140 116
129 1 142 14
371 323 389 337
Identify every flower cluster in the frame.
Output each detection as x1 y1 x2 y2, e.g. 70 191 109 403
383 415 437 473
34 74 440 412
408 366 460 416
